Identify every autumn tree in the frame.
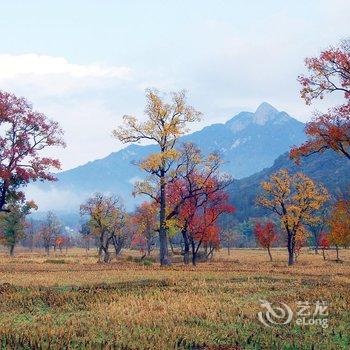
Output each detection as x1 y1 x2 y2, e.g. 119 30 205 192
169 174 234 265
294 225 309 262
80 193 126 262
39 211 62 255
55 236 66 253
23 218 37 252
185 190 234 265
221 230 237 255
328 198 350 261
0 91 65 212
254 221 278 262
132 201 158 256
166 143 233 264
306 208 328 254
80 222 92 252
319 232 330 261
113 89 201 265
257 169 328 265
0 199 37 255
291 38 350 161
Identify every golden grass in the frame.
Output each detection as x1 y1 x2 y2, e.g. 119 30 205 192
0 247 349 349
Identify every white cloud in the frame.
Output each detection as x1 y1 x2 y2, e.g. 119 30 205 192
0 54 132 98
38 98 124 170
25 184 83 212
0 54 131 79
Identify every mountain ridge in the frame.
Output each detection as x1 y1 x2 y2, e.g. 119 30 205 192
228 150 350 221
27 102 307 212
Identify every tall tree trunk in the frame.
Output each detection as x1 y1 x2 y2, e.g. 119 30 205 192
9 244 15 256
98 234 104 262
314 232 319 254
227 246 230 255
159 173 170 265
206 245 215 260
267 246 273 262
111 235 123 256
147 241 151 256
169 238 176 254
182 228 190 265
102 237 110 263
99 232 110 263
103 247 110 263
335 245 340 262
287 232 295 266
190 238 196 266
322 248 326 260
0 181 8 212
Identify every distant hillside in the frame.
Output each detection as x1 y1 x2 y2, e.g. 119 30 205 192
27 102 306 212
228 151 350 221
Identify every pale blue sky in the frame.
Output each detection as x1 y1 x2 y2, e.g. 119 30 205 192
0 0 349 169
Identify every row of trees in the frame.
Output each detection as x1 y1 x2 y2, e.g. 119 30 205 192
0 38 349 267
253 38 350 265
108 38 350 266
111 92 234 265
0 210 77 256
0 91 65 255
253 196 350 263
80 142 234 265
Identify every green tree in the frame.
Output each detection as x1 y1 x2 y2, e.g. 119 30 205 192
0 200 37 256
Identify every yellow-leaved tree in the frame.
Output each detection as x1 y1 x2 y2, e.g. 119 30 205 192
328 198 350 261
257 169 328 265
80 193 126 263
113 89 201 265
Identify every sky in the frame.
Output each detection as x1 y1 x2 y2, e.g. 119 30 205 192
0 0 349 170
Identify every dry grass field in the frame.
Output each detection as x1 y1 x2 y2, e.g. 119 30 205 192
0 248 349 350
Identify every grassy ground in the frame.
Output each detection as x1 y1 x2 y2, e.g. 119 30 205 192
0 247 349 350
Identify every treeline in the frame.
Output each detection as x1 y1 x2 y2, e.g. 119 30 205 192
0 39 349 267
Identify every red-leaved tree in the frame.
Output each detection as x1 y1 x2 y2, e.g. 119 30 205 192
291 39 350 161
166 143 233 265
254 221 278 262
170 175 234 265
319 233 330 261
131 201 158 257
185 190 234 265
0 91 65 211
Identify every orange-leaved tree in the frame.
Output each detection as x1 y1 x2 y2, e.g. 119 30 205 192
257 169 328 265
328 198 350 261
113 90 201 265
131 201 158 257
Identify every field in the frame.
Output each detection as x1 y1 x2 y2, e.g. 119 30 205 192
0 248 349 350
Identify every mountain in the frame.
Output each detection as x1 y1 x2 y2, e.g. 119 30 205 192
27 102 306 212
228 150 350 221
182 102 305 176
